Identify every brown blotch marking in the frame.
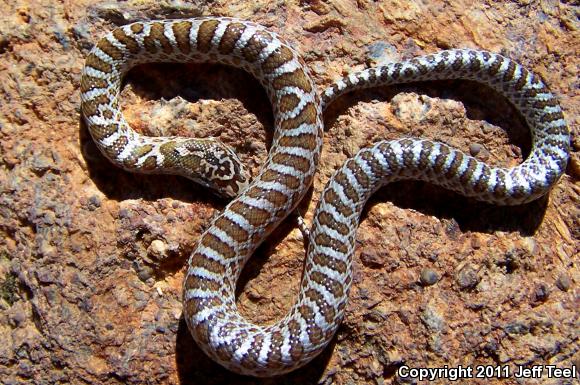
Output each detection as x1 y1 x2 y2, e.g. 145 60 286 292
82 93 113 120
360 150 384 178
514 67 529 91
432 56 447 72
459 157 478 184
85 53 112 73
101 109 114 120
112 28 140 54
241 30 272 62
240 334 264 369
265 331 285 369
185 273 221 292
544 124 567 136
278 92 301 113
81 94 118 117
215 216 250 243
230 201 271 228
150 22 173 54
493 172 508 197
315 232 349 254
305 287 336 324
158 142 180 166
190 319 210 344
218 22 245 55
90 124 119 143
452 52 464 70
133 144 153 159
410 58 428 75
524 84 549 99
279 102 317 132
403 67 415 78
190 249 227 275
418 141 434 169
97 38 123 60
172 20 193 54
367 68 377 83
318 210 349 236
540 111 564 123
323 187 354 218
312 251 348 275
433 145 451 174
80 75 108 93
533 98 558 109
287 319 304 361
334 171 359 203
111 135 128 153
308 324 324 345
377 142 399 169
245 184 289 207
390 63 403 79
503 61 517 82
141 156 157 170
272 68 313 93
201 232 236 260
298 304 317 329
445 151 464 179
143 31 158 54
260 169 301 190
81 94 110 117
417 62 429 75
228 328 247 354
482 51 491 62
468 51 481 72
197 19 220 53
130 23 144 34
215 345 234 362
310 271 344 298
278 132 317 151
472 165 491 193
487 55 504 76
346 159 371 190
272 153 310 173
509 184 527 200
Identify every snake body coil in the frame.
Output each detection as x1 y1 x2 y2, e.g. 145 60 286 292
80 17 570 376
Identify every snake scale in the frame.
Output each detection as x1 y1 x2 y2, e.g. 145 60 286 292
80 17 570 376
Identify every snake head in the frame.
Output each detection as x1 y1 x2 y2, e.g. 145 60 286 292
172 138 251 198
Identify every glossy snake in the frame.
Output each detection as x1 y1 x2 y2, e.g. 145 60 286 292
80 17 570 376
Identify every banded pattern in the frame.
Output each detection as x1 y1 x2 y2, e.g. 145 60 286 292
80 17 570 377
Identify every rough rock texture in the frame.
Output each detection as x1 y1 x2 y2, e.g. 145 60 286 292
0 1 578 384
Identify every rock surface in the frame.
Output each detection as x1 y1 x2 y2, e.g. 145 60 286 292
0 1 578 384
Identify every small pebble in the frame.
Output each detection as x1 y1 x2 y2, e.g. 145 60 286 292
135 263 154 282
88 195 101 209
11 310 26 327
555 273 571 291
148 239 168 259
420 268 439 286
469 143 483 156
456 266 480 290
533 283 549 303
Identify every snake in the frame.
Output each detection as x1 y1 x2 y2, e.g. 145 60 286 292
80 17 570 377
